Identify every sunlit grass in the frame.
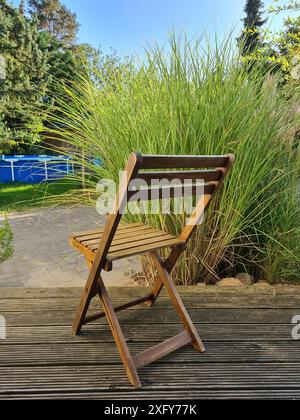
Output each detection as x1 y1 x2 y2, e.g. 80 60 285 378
0 180 81 212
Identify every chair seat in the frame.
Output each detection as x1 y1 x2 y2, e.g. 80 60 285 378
70 223 186 271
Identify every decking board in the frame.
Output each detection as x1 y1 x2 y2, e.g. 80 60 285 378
0 286 299 400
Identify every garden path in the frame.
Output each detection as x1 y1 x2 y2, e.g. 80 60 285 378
0 206 139 288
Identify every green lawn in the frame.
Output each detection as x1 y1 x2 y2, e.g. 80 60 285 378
0 180 81 212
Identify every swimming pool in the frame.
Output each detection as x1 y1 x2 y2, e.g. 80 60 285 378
0 155 73 184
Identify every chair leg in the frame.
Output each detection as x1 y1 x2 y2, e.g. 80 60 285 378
72 282 99 335
72 257 98 335
145 277 163 308
149 251 206 353
146 246 185 307
97 275 142 389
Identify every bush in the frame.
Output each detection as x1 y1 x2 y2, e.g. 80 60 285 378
50 34 300 284
0 218 13 263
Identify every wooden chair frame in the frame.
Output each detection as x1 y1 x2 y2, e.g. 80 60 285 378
71 152 235 388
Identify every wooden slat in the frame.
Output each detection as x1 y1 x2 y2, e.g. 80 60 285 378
82 229 170 247
133 331 192 369
90 233 179 253
74 224 154 243
140 155 230 169
107 237 185 261
136 170 223 184
72 223 144 238
128 183 216 202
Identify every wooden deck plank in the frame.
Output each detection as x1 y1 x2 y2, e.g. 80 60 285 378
0 286 299 400
4 389 300 400
0 324 295 344
1 341 300 367
1 293 300 311
2 308 299 326
1 364 300 394
0 286 299 299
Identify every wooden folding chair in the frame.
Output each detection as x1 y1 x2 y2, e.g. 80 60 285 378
70 153 235 388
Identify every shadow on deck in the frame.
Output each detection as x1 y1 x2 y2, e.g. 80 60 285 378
0 286 300 400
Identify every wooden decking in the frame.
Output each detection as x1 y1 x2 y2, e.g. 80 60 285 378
0 286 300 400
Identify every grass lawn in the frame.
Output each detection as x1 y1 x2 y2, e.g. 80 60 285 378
0 180 81 213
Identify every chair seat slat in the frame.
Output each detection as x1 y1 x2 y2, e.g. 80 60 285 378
82 229 169 248
70 223 185 264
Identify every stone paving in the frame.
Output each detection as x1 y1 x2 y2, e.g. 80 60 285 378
0 206 140 288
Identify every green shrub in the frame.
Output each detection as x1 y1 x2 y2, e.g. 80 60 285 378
0 218 13 263
49 34 300 284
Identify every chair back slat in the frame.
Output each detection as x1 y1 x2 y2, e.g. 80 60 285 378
140 155 229 170
128 183 216 202
135 169 222 184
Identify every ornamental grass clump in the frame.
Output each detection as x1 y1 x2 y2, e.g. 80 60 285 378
49 34 300 284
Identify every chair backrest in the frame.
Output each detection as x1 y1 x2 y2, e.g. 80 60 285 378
93 153 235 270
127 154 233 202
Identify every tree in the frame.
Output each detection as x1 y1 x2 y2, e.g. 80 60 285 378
27 0 79 45
0 0 50 154
239 0 267 55
279 16 300 57
246 1 300 83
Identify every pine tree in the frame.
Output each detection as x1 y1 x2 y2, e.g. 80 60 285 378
27 0 79 45
239 0 267 55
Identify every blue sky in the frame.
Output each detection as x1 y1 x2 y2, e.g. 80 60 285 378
12 0 294 57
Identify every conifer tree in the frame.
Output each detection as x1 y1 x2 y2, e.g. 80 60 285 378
239 0 267 55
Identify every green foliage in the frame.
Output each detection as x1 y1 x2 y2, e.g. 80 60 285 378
0 218 13 263
0 0 49 154
241 1 300 83
49 34 300 284
268 0 300 13
0 0 82 154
